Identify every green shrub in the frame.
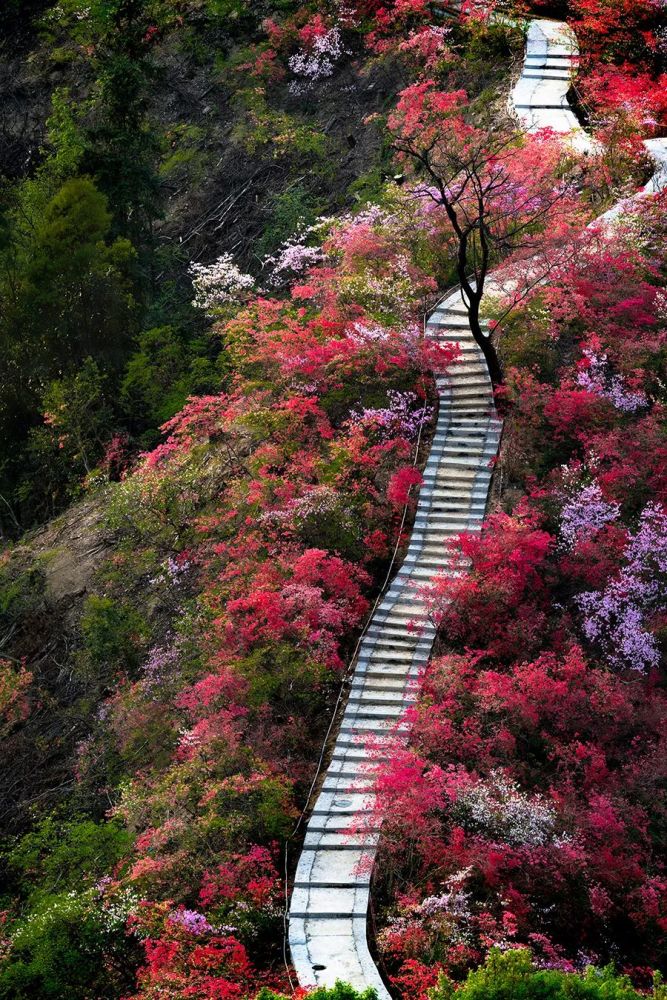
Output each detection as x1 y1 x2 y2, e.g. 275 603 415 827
429 949 661 1000
0 886 136 1000
80 595 147 672
4 816 131 902
258 982 378 1000
120 325 218 437
35 358 114 476
258 185 321 257
105 446 227 547
0 563 45 634
231 88 328 160
496 295 559 381
237 643 328 708
159 123 207 182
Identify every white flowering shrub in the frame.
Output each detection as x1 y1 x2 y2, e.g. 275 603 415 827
288 27 346 94
189 253 254 314
454 771 558 847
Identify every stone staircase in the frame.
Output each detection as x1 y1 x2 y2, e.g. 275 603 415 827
510 18 592 153
288 292 501 998
288 14 667 999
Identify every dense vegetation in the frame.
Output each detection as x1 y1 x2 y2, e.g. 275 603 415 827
0 0 665 999
373 201 667 994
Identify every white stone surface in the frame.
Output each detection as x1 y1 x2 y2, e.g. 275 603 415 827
594 137 667 224
511 19 593 153
642 138 667 195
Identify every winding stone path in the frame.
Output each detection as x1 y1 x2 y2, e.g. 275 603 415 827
596 136 667 224
288 16 667 997
289 293 500 997
511 19 591 153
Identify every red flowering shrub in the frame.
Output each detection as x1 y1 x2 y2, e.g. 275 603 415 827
374 200 667 993
568 0 664 63
423 509 555 661
376 646 667 982
387 466 424 508
579 64 667 138
126 900 264 1000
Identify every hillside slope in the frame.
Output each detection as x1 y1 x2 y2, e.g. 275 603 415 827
0 2 666 1000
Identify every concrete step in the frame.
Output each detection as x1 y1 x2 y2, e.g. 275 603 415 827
426 445 497 459
431 341 483 353
358 644 426 661
303 831 379 850
437 381 492 393
326 757 384 775
424 499 486 512
348 691 418 706
356 651 421 669
373 601 428 617
413 509 486 523
361 627 429 644
350 683 419 699
357 645 421 662
364 615 430 632
429 330 489 342
339 718 411 734
428 319 487 330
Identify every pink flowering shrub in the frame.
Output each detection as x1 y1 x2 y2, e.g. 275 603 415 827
374 200 667 994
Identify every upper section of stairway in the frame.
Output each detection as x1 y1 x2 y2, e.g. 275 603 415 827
511 19 591 152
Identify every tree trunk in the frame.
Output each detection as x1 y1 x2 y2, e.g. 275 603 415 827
458 271 504 390
467 302 503 390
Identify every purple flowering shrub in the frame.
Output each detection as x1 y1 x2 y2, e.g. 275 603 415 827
577 503 667 670
576 348 648 413
559 480 620 549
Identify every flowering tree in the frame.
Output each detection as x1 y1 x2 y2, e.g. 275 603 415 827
388 83 583 385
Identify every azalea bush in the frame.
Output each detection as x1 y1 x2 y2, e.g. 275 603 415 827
0 182 457 997
372 197 667 993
